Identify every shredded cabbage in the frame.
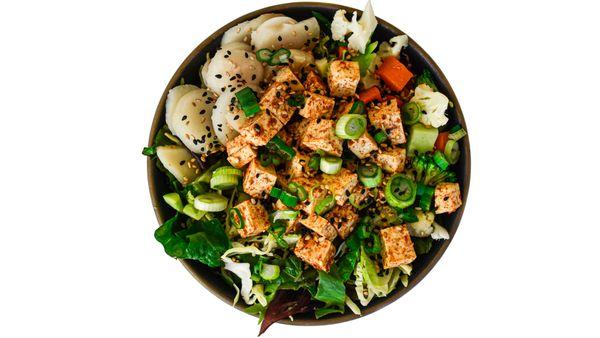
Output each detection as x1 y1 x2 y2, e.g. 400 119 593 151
330 1 378 53
345 296 361 315
221 242 274 258
221 243 273 305
354 248 401 306
411 84 450 128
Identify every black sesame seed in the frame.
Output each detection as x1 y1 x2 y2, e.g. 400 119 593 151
277 36 282 41
230 76 236 81
251 74 257 81
224 54 229 58
244 52 249 58
304 25 308 31
202 91 208 96
226 50 231 55
215 74 222 79
205 126 211 131
233 115 240 120
221 87 226 92
200 109 206 115
179 160 185 165
181 115 188 121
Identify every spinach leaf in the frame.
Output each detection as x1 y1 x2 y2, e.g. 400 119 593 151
315 271 346 306
413 237 433 255
315 304 345 319
336 246 360 282
154 215 230 267
282 255 303 282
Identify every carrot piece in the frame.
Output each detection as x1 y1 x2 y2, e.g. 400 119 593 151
376 56 414 92
435 132 450 151
358 86 382 104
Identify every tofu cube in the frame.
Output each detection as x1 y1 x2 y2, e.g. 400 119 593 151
226 135 257 168
434 182 462 214
238 110 284 146
348 132 379 159
380 225 417 269
326 204 359 239
374 147 407 173
327 60 360 97
242 159 277 198
304 71 328 95
285 118 310 144
299 213 337 241
300 119 343 156
322 168 358 205
273 66 304 92
298 92 335 120
367 99 406 144
234 199 270 238
285 150 312 180
294 233 336 271
260 81 297 125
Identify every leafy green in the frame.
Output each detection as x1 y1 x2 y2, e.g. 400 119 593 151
415 69 438 91
413 237 433 255
315 271 346 306
315 304 345 319
142 146 156 156
154 215 230 267
282 255 303 282
336 246 360 282
312 11 331 32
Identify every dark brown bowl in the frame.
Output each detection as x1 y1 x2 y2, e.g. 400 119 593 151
147 2 470 326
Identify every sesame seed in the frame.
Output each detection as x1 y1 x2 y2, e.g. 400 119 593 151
215 74 222 79
181 115 187 121
179 160 185 165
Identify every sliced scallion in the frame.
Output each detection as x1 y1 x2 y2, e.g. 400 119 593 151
319 156 343 174
287 182 308 201
213 166 243 177
279 191 299 208
235 87 260 117
401 102 422 125
259 264 281 281
444 139 460 165
229 207 245 229
384 174 417 209
210 174 239 190
432 151 449 170
256 48 273 63
335 114 367 139
419 186 435 211
182 204 206 220
374 130 388 143
194 193 228 212
268 48 291 66
308 156 320 171
315 194 335 215
348 100 365 115
271 210 299 222
449 126 467 140
358 164 383 188
270 187 283 199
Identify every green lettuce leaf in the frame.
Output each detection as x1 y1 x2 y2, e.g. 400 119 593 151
315 271 346 306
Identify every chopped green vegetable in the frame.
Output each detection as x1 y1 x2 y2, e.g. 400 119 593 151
419 185 435 211
229 207 244 229
384 174 417 209
213 166 243 177
373 130 387 143
256 48 273 62
335 114 367 140
412 154 457 186
268 48 291 66
401 101 422 125
348 100 365 115
432 151 449 170
287 94 305 107
315 271 346 306
194 192 228 212
444 139 460 165
407 123 439 156
352 41 378 76
413 237 433 254
163 192 183 212
235 87 260 117
210 174 239 190
260 264 281 281
315 194 335 215
308 155 320 171
279 191 298 208
319 156 343 174
358 164 383 188
415 69 438 91
266 136 296 161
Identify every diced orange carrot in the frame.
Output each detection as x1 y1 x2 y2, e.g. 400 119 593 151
435 132 450 151
376 56 413 92
358 86 382 104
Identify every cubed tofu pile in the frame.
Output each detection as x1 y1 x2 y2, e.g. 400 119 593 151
222 64 461 273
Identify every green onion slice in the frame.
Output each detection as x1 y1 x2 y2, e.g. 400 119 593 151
235 87 260 117
319 156 343 174
287 94 305 107
287 182 308 201
209 174 239 190
271 210 299 222
432 151 449 170
258 152 272 167
358 164 383 188
268 48 291 66
256 48 273 63
384 174 417 209
374 130 388 143
270 187 283 199
315 194 335 215
279 191 299 208
401 102 422 125
348 100 365 115
308 156 320 171
335 114 367 139
259 264 281 281
444 139 460 165
229 207 245 229
213 166 243 177
266 136 296 161
194 193 228 212
449 127 467 141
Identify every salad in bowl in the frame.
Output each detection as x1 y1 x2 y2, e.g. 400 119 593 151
144 1 468 333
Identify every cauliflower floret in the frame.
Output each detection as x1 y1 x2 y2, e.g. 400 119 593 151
410 84 449 128
330 1 378 53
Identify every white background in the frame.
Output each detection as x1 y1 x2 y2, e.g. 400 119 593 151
1 0 599 337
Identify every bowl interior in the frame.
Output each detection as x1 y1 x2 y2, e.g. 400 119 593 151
148 2 470 326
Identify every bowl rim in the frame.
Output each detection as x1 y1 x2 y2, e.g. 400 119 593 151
147 1 470 326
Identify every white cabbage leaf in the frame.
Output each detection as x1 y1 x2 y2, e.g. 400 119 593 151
354 248 401 306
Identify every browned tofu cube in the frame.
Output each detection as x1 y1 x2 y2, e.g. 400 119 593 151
226 135 257 168
242 159 277 198
326 204 359 239
238 110 284 146
367 99 406 144
298 92 335 120
299 213 337 241
234 199 270 238
300 119 343 156
286 118 310 144
380 225 417 269
294 232 336 271
304 71 327 95
285 150 312 179
322 168 358 205
348 132 379 159
327 60 360 97
434 182 462 214
374 147 407 173
273 66 304 92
